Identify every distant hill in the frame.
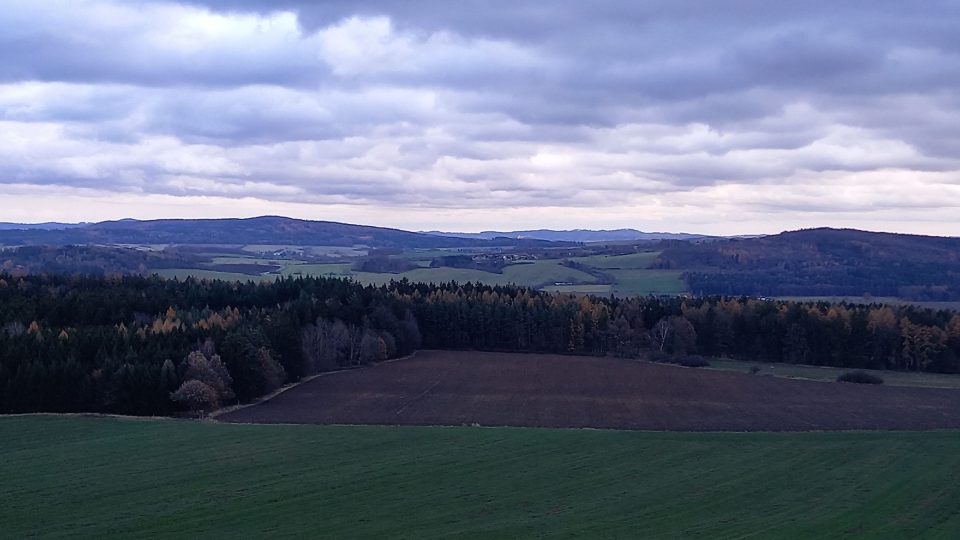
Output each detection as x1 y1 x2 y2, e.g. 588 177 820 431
423 228 711 242
657 228 960 300
0 216 566 249
0 222 88 231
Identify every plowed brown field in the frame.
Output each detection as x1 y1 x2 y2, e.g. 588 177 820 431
219 350 960 431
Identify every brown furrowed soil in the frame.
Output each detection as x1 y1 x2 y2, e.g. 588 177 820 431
218 350 960 431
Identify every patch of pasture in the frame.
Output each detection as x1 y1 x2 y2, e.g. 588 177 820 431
542 284 614 295
3 416 959 538
708 358 960 389
153 268 276 282
609 269 687 295
280 263 354 277
570 251 662 269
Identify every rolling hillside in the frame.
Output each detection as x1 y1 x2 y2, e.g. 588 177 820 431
424 228 712 242
658 228 960 300
0 216 566 249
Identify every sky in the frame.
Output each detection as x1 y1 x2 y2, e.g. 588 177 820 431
1 1 959 235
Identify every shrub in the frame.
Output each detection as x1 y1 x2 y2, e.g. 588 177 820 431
749 366 761 375
648 350 672 363
837 370 884 384
170 380 219 416
677 355 710 368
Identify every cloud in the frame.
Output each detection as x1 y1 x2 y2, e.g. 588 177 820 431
0 0 959 234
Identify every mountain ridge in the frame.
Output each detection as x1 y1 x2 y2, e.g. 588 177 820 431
0 216 568 249
422 228 714 242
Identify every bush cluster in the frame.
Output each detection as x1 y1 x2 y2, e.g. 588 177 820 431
837 370 884 384
646 351 710 368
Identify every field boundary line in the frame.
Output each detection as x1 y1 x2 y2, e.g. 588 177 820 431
210 351 419 420
0 412 179 422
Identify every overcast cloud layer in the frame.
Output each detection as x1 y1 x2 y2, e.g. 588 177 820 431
1 0 959 234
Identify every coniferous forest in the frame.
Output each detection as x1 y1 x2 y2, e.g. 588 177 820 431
1 273 958 416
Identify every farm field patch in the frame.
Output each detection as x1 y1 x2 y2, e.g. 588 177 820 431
569 251 661 269
708 359 960 389
220 351 960 431
208 256 299 266
153 268 276 282
608 269 687 295
240 245 367 258
500 260 598 285
542 284 614 295
353 260 599 288
4 416 960 539
280 262 354 277
150 244 689 295
352 267 506 286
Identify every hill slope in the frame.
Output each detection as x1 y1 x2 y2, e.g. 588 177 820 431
425 228 710 242
657 228 960 300
0 216 564 249
0 222 87 231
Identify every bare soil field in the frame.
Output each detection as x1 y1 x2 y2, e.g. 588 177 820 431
219 351 960 431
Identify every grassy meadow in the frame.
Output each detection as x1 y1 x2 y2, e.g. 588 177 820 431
153 268 276 282
154 246 691 298
569 251 662 269
4 416 960 539
708 358 960 389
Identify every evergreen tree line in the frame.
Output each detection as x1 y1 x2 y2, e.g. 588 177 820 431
0 274 958 416
401 281 960 373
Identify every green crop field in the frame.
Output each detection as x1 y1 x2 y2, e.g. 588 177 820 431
153 268 277 282
280 263 354 277
4 416 960 539
708 359 960 389
353 267 504 286
542 284 614 295
501 260 598 285
570 251 662 269
353 260 599 288
609 268 687 295
209 256 299 266
401 248 475 260
150 245 696 297
239 245 368 258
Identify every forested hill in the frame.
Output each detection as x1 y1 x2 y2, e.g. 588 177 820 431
0 216 565 249
657 228 960 300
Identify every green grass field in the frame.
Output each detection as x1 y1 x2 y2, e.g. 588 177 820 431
153 268 277 282
152 245 693 296
708 359 960 389
238 245 367 257
501 260 598 285
569 251 662 269
280 262 354 277
353 260 599 288
542 284 614 295
208 256 300 266
609 269 687 295
4 416 960 539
